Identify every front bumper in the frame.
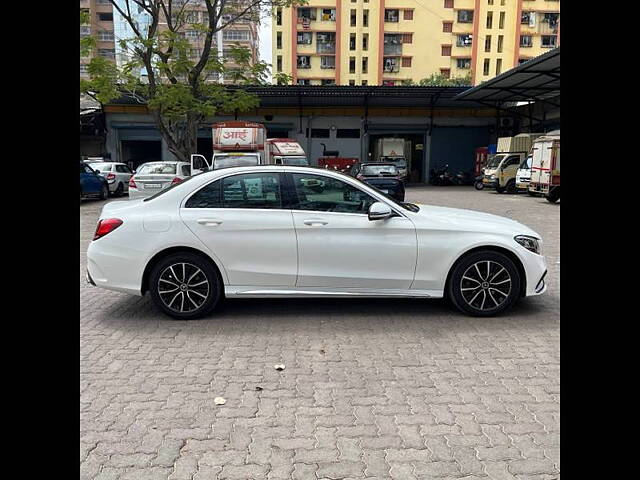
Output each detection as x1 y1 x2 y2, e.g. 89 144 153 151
482 178 498 189
516 181 530 190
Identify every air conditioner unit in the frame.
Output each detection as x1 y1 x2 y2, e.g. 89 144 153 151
500 118 514 128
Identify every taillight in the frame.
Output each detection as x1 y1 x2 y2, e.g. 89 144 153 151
106 173 116 181
94 218 123 240
171 177 183 185
129 177 137 188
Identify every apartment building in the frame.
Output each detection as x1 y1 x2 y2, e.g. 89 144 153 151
80 0 116 79
81 0 260 84
272 0 560 86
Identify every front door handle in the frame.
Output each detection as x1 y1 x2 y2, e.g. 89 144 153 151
197 219 223 226
303 219 328 226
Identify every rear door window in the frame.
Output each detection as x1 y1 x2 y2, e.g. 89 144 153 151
221 173 283 209
181 165 191 176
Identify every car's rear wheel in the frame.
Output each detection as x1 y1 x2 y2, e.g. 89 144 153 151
114 182 124 197
448 251 521 317
149 252 221 320
100 184 109 200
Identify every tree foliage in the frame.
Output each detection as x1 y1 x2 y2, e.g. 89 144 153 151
80 0 302 162
417 73 473 87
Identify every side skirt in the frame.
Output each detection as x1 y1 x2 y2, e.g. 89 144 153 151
224 286 444 299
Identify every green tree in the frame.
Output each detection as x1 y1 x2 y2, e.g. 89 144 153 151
81 0 302 163
418 73 473 86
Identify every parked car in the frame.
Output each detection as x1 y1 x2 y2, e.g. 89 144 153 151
350 163 405 201
128 161 191 200
87 161 133 197
80 162 109 202
87 166 547 320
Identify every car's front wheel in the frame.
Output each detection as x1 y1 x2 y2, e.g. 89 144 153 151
149 253 221 320
448 251 521 316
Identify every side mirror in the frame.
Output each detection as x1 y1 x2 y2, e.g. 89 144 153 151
94 169 100 174
368 202 393 221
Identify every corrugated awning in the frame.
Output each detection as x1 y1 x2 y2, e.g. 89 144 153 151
454 48 559 104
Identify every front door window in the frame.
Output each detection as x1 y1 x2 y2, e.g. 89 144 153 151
291 173 376 214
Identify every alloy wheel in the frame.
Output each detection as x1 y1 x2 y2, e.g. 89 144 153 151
460 260 512 311
157 262 210 313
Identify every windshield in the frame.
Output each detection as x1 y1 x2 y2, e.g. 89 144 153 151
519 156 533 170
280 156 309 166
213 155 259 169
380 157 407 168
137 163 177 175
362 164 399 176
486 154 506 169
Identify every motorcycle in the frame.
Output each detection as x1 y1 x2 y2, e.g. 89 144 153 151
429 164 454 186
452 170 474 186
474 174 485 190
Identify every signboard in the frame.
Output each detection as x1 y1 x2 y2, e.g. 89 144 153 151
273 142 305 155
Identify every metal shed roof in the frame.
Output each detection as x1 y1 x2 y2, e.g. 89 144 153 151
455 47 559 104
106 85 491 110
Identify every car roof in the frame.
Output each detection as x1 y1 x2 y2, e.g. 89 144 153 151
361 163 397 167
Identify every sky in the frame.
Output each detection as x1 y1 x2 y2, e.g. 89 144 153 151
258 14 272 80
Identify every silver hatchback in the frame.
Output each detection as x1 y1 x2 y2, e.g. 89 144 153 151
128 161 191 200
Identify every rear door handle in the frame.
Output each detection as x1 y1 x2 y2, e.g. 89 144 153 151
197 219 223 226
303 219 328 226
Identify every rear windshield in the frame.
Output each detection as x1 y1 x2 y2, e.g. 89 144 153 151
143 175 197 202
88 163 110 171
380 157 407 168
362 164 398 176
137 163 177 175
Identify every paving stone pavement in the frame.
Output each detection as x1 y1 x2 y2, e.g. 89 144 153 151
80 186 559 480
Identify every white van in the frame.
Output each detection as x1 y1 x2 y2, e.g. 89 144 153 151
515 155 533 193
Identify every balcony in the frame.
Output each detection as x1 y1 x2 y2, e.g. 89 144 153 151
316 32 336 54
297 56 311 69
384 34 402 55
521 12 559 35
317 43 336 54
321 56 336 69
383 57 400 73
384 9 399 23
456 34 473 47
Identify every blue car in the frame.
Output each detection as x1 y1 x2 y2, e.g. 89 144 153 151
80 162 109 202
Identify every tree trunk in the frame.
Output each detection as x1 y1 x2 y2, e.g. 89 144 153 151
151 111 202 163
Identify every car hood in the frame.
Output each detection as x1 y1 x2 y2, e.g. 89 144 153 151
410 204 541 238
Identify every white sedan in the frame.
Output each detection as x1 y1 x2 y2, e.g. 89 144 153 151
87 166 547 319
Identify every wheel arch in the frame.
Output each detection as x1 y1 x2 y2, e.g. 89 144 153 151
444 245 527 298
141 246 225 296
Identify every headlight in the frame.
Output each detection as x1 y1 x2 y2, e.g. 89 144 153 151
489 174 496 180
514 235 541 255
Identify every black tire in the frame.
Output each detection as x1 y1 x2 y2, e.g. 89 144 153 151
474 181 484 190
100 183 109 200
496 186 506 193
448 250 521 317
114 182 124 197
505 179 517 194
546 187 560 203
149 252 221 320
